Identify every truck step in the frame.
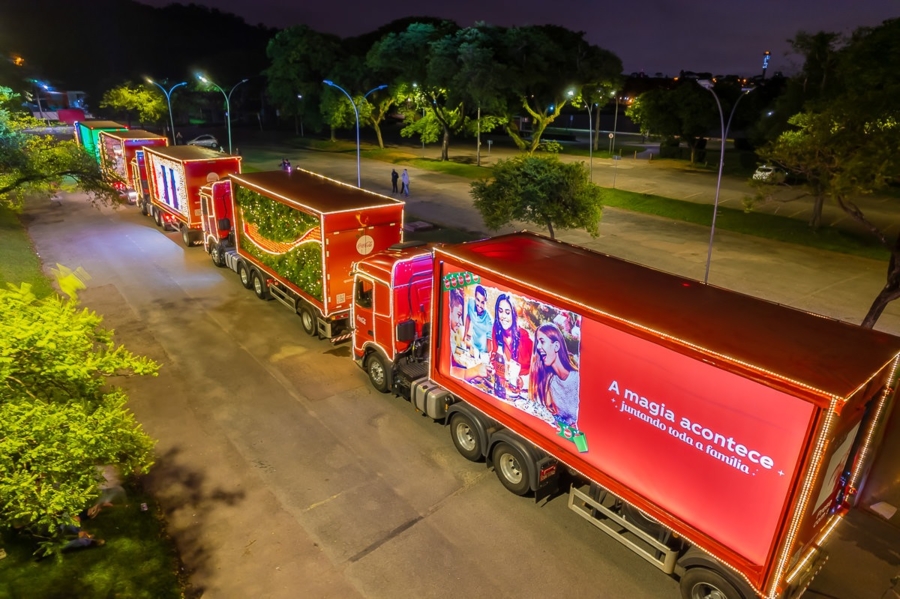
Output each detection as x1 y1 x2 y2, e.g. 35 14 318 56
268 284 297 311
568 485 679 575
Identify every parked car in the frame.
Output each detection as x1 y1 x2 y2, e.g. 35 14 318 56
752 165 784 183
186 134 219 149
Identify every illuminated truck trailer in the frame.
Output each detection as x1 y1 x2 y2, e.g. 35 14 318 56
74 120 128 163
143 145 241 247
97 129 168 203
351 232 900 599
200 168 405 341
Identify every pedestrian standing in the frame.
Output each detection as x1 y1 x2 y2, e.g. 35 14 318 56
175 132 183 145
401 169 410 197
391 169 399 194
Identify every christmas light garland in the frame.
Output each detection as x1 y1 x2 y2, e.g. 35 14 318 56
236 185 324 300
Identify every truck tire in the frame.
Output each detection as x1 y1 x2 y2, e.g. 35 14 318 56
298 304 317 337
492 442 531 496
209 242 225 267
140 199 149 216
450 413 483 462
251 271 270 300
181 226 193 247
366 353 390 393
237 263 253 289
153 207 163 228
680 568 744 599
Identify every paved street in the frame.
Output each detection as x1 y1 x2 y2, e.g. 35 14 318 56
21 142 900 598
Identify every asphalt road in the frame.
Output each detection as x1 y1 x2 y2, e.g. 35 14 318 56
24 195 682 598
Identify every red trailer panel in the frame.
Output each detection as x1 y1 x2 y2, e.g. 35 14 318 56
98 130 168 199
424 232 900 597
144 146 241 231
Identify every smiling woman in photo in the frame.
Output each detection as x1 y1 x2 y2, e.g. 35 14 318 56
530 323 580 427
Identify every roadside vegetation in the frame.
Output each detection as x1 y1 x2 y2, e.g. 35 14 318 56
0 205 184 598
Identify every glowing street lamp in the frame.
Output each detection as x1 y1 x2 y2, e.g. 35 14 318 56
197 75 248 154
568 90 594 182
698 80 753 284
322 81 388 187
146 78 186 144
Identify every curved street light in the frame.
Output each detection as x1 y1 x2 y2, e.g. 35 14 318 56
698 80 753 284
197 75 249 154
146 78 186 144
323 81 388 188
568 91 594 182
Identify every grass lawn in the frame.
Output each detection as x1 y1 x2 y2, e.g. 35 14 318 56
0 207 54 298
0 484 184 599
285 135 890 261
603 189 889 261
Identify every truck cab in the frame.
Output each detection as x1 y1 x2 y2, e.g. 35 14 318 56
199 179 235 267
351 242 434 396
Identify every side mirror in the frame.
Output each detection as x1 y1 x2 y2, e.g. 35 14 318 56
218 218 231 231
396 319 416 342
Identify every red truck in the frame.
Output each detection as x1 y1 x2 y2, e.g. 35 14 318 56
199 168 405 340
97 129 168 204
142 146 241 247
351 231 900 599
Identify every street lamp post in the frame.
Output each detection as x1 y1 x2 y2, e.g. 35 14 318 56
698 80 752 284
568 91 594 182
609 92 619 157
147 79 186 144
323 81 387 188
197 75 249 155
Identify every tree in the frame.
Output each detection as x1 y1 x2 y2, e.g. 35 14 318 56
368 21 465 161
265 25 343 136
0 281 158 554
99 82 167 126
0 87 119 210
627 82 719 164
470 155 603 239
758 19 900 327
498 26 622 153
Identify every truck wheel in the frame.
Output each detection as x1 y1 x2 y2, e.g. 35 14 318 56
251 271 270 300
298 305 317 336
140 200 149 216
181 226 194 247
153 207 163 227
680 568 743 599
237 263 253 289
366 353 390 393
210 243 225 267
492 442 531 496
450 413 483 462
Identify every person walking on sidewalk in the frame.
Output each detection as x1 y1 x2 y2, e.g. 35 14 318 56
391 169 399 194
401 169 410 197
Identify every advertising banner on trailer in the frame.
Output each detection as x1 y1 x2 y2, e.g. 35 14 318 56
434 260 817 570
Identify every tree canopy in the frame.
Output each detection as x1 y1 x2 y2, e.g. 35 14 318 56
0 87 119 210
758 18 900 327
470 155 603 239
0 281 158 554
100 82 167 127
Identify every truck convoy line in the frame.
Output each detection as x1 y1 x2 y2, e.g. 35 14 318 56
79 120 900 599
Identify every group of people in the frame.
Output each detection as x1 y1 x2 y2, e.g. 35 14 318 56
280 158 293 171
391 168 410 196
449 284 581 428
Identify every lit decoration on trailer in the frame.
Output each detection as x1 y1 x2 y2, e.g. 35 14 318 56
150 155 189 217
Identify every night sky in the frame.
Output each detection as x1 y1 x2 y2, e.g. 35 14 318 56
138 0 897 76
